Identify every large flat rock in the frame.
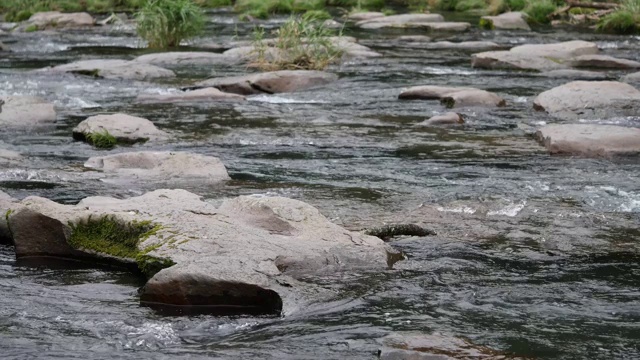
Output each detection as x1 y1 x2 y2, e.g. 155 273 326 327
509 40 598 59
533 81 640 120
133 52 230 66
27 11 95 29
623 71 640 83
0 95 56 128
72 113 168 144
535 124 640 158
399 85 506 108
356 14 444 29
135 87 245 104
5 190 400 316
570 54 640 69
481 12 530 30
194 70 338 95
43 59 175 81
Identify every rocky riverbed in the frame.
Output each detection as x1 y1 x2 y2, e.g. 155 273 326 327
1 7 639 359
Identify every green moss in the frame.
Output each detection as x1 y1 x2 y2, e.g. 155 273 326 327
25 24 38 32
136 254 175 278
479 17 495 29
85 129 117 149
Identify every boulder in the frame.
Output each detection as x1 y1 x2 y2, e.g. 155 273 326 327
72 113 168 144
0 96 57 128
480 12 530 30
135 87 245 104
356 14 444 29
133 52 230 66
399 86 505 108
535 124 640 158
0 41 8 52
0 191 16 245
6 190 400 315
84 151 231 183
623 71 640 83
419 22 471 32
43 59 175 81
378 333 515 360
193 70 338 95
472 40 599 71
533 81 640 120
570 54 640 69
538 69 609 80
347 11 385 22
27 11 95 29
417 112 464 126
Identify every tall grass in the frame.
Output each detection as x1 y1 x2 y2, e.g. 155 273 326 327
136 0 204 48
598 0 640 33
523 0 557 24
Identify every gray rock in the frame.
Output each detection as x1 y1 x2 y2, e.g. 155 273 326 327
84 151 231 183
194 70 338 95
535 124 640 158
623 71 640 83
538 69 609 80
417 112 464 126
0 96 56 128
570 54 640 69
27 11 95 29
7 189 400 315
347 11 386 22
418 22 471 32
378 333 509 360
400 86 505 108
397 35 432 42
356 14 444 29
43 59 175 81
0 191 16 245
481 11 530 30
0 148 22 164
0 41 8 52
425 41 501 51
323 19 342 29
72 113 168 144
135 87 245 104
133 52 230 66
510 40 598 59
533 81 640 120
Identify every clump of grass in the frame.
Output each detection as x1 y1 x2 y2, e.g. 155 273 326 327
523 0 557 24
0 0 144 21
194 0 232 7
85 129 117 149
302 9 332 20
597 0 640 34
136 0 205 48
252 16 344 71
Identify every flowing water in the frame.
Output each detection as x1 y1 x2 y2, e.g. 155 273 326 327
1 8 640 359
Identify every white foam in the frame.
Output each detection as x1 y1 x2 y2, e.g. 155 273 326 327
248 94 326 104
436 206 476 214
488 201 526 217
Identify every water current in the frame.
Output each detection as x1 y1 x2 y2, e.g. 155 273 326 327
1 7 639 359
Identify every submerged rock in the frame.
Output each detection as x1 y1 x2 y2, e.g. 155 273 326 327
538 69 609 80
378 333 519 359
570 54 640 69
533 81 640 120
0 41 8 51
623 71 640 83
193 70 338 95
0 95 56 128
5 189 400 315
480 12 530 30
417 112 464 126
535 124 640 158
84 151 231 183
27 11 94 29
135 87 245 104
399 86 505 108
72 113 168 145
43 59 175 81
0 191 16 245
133 52 229 66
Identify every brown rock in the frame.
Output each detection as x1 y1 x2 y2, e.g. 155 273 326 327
535 124 640 158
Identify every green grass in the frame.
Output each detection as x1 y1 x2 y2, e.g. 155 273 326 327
523 0 557 24
598 0 640 34
302 9 332 20
252 16 344 70
0 0 145 21
85 129 117 149
136 0 205 48
455 0 487 11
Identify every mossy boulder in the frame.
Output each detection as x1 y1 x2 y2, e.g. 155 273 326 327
72 113 169 145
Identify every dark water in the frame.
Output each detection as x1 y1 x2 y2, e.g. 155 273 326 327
1 9 640 359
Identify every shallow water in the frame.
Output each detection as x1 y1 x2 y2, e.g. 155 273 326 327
1 9 640 359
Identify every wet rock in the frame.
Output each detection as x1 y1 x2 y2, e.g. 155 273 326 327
533 81 640 120
538 69 609 80
323 19 342 29
472 40 598 71
6 189 400 315
347 11 386 22
0 41 8 51
72 113 168 144
400 86 505 108
425 41 501 51
0 148 22 165
84 151 231 183
623 71 640 83
133 52 229 66
356 14 444 29
135 88 245 104
397 35 432 42
570 54 640 69
43 59 175 81
194 70 338 95
0 191 16 245
535 124 640 158
378 333 518 360
0 96 56 128
27 11 95 29
480 12 530 30
417 112 464 126
421 22 471 32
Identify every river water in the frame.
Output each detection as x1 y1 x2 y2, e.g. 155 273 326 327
1 8 639 359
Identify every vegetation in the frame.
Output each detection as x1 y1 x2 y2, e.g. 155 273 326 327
68 215 175 278
85 129 117 149
252 16 343 71
136 0 205 48
0 0 143 22
523 0 557 24
598 0 640 33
